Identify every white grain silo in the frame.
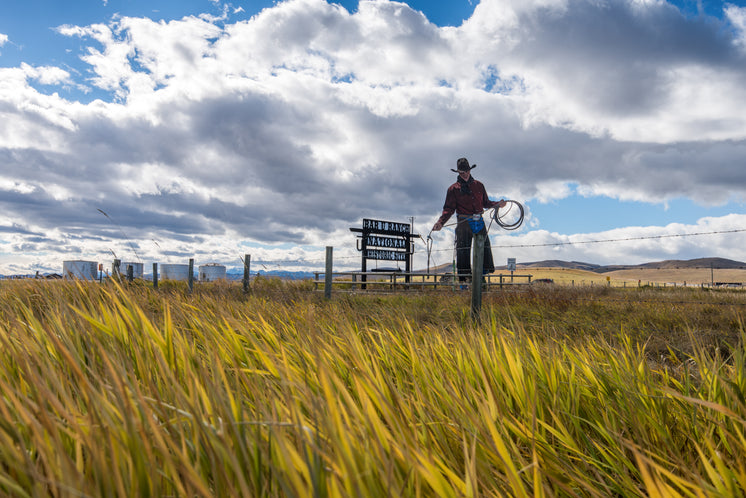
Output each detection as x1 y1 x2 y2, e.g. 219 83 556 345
63 260 98 280
161 263 191 281
121 262 144 279
199 263 226 282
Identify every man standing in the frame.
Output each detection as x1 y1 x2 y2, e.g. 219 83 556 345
432 157 506 282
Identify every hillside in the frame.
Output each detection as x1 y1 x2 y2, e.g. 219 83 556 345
509 260 602 271
617 257 746 271
495 257 746 273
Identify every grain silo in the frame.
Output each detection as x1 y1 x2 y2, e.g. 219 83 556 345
161 263 191 281
63 260 98 280
121 262 144 279
199 263 226 282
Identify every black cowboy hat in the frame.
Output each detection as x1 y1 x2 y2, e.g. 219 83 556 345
451 157 476 172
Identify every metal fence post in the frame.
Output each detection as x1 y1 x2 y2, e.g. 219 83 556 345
324 246 333 299
153 263 158 289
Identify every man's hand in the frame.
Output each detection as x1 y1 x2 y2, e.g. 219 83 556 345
497 199 507 209
432 221 443 231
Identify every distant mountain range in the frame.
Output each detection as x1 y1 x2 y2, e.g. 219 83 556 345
422 257 746 274
495 257 746 273
0 269 319 280
224 270 317 280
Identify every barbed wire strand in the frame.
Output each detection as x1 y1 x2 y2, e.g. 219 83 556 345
246 227 746 274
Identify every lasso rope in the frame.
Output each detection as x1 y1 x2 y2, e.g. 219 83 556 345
492 200 524 231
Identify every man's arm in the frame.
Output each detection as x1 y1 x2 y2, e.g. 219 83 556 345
432 187 456 231
478 182 506 209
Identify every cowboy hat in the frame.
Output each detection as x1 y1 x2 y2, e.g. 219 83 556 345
451 157 476 172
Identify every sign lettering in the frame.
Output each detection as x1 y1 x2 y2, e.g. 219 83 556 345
364 249 407 261
362 218 410 236
365 235 407 249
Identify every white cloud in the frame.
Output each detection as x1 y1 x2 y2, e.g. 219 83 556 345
463 0 746 143
726 4 746 47
485 214 746 267
21 62 72 86
2 0 746 274
0 33 8 56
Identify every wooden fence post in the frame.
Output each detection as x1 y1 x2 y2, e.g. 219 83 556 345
471 232 485 322
188 258 194 292
153 263 158 289
112 259 121 281
324 246 333 299
243 254 251 294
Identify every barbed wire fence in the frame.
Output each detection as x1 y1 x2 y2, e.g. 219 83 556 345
243 226 746 274
39 223 746 308
203 225 746 312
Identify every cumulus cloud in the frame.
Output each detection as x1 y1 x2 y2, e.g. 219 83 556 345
483 213 746 267
2 0 746 274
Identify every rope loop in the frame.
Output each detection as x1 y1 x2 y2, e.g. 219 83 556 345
492 200 524 231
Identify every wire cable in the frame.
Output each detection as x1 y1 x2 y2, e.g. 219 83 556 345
492 227 746 249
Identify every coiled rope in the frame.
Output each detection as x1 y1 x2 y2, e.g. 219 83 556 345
492 200 524 231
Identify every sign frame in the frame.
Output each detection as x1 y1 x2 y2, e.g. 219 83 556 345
350 218 419 287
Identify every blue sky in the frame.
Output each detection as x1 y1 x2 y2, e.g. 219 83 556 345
2 0 746 274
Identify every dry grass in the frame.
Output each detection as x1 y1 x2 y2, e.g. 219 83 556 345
0 278 745 496
514 267 746 286
605 267 746 285
510 267 614 285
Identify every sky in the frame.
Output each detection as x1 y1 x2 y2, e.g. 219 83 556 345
2 0 746 275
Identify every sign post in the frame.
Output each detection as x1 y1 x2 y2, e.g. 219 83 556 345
507 257 516 283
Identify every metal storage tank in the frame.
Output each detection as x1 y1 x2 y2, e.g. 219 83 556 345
121 262 144 279
199 263 226 282
63 260 98 280
161 263 191 281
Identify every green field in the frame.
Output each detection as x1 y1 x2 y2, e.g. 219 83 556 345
1 278 745 496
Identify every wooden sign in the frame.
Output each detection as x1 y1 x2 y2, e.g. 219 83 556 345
351 218 419 287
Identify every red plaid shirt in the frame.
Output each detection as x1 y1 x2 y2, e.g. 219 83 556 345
437 177 498 226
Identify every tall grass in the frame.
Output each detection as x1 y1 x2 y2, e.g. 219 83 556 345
0 279 744 496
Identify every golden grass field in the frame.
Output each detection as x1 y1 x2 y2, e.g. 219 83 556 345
1 278 745 496
512 267 746 287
